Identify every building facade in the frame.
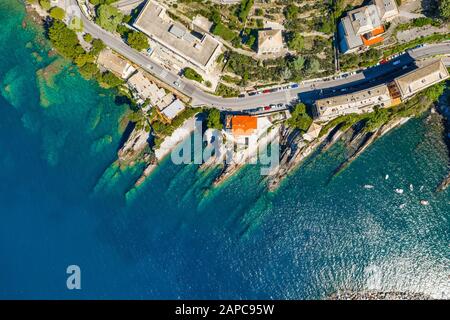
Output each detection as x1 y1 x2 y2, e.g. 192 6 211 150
313 84 393 121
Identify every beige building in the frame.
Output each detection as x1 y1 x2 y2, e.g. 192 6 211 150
303 123 322 142
313 84 392 121
374 0 399 21
134 1 222 72
393 59 450 99
257 29 284 55
127 70 166 104
97 48 136 79
192 15 213 34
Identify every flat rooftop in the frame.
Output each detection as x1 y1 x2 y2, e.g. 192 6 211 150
316 84 390 109
395 60 450 98
134 1 220 68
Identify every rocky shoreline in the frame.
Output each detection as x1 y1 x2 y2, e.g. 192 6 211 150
328 290 433 300
435 92 450 192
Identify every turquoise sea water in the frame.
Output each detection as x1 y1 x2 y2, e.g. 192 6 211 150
0 1 448 299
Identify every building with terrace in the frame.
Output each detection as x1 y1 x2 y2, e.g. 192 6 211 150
338 0 398 54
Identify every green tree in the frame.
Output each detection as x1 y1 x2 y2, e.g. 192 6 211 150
74 53 94 67
364 107 390 132
78 62 99 80
440 0 450 19
305 57 320 74
96 5 123 32
83 33 93 43
284 4 299 20
183 67 204 83
287 103 312 132
90 38 106 56
287 32 304 51
99 71 123 88
206 109 222 130
247 34 256 48
291 56 305 71
39 0 51 11
48 20 84 59
238 0 254 23
127 31 149 51
49 7 65 20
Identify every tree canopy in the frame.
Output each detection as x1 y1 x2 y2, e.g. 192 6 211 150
39 0 51 11
184 68 204 83
127 31 149 51
206 109 222 130
49 7 65 20
96 5 124 32
440 0 450 19
287 103 313 132
287 32 304 51
48 20 85 60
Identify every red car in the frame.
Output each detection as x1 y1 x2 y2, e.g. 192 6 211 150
263 89 271 94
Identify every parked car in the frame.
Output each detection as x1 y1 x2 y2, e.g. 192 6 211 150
291 83 299 89
263 89 271 94
238 94 245 98
248 91 257 96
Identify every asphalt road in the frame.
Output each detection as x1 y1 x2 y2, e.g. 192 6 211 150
69 0 450 111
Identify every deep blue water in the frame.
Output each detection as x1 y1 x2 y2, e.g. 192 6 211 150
0 1 448 299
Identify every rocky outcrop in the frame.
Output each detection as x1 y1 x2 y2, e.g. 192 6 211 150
332 117 410 178
436 173 450 192
117 126 151 166
213 125 281 187
267 125 336 191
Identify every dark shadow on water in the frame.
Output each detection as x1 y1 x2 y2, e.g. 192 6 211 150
117 120 136 152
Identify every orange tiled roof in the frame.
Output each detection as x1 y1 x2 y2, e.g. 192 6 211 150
361 25 385 46
362 35 384 46
372 25 385 36
231 115 257 136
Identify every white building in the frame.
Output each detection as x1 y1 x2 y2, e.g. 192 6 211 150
161 99 186 120
134 1 222 73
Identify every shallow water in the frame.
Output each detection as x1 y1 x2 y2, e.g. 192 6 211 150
0 1 448 299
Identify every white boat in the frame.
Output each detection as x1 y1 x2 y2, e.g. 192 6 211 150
385 174 389 180
399 203 406 209
409 184 414 191
395 188 404 194
420 200 429 206
364 184 374 189
419 186 424 192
